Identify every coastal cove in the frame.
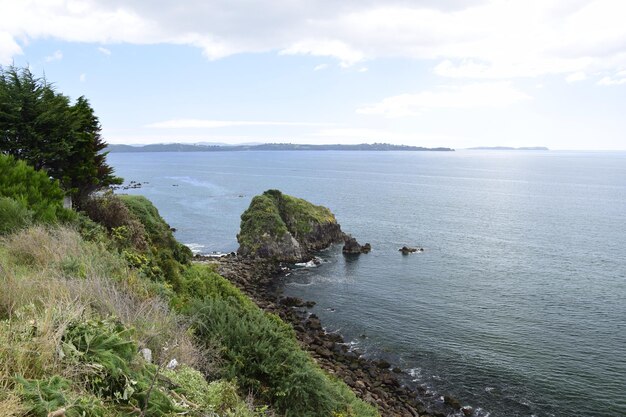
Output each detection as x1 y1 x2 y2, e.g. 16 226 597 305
109 150 626 417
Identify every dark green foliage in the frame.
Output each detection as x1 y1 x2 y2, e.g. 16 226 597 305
16 375 106 417
176 264 253 306
61 318 178 416
0 154 68 222
185 266 376 417
0 66 122 206
62 319 136 398
0 196 33 235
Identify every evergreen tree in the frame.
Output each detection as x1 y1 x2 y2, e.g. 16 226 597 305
0 66 121 206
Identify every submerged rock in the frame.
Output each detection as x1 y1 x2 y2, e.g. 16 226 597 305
237 189 345 262
399 246 424 254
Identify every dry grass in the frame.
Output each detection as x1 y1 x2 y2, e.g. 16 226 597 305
64 276 209 370
0 391 25 417
0 225 214 392
4 226 83 268
0 297 84 388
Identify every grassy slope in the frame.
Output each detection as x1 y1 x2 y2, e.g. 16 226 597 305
0 194 378 417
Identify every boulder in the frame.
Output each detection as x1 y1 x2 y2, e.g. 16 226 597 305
462 406 474 416
342 235 372 254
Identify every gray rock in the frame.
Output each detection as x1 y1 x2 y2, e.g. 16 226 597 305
140 348 152 363
166 358 179 370
342 235 372 254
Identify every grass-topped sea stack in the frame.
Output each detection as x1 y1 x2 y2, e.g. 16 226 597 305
237 189 345 262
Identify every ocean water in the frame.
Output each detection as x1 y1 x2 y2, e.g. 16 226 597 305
108 150 626 417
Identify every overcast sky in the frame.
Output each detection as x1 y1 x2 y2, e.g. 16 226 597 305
1 0 625 149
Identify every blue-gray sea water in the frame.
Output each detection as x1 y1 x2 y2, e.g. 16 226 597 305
108 150 626 417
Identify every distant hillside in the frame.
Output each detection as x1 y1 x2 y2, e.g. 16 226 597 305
467 146 549 151
107 143 455 152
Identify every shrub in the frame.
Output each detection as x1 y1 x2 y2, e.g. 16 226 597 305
82 192 148 251
84 193 192 290
0 154 66 222
164 366 266 417
118 195 192 264
15 375 106 417
185 266 378 417
61 318 179 415
0 197 33 235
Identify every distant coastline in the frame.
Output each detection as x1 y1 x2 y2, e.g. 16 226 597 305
106 143 455 153
466 146 549 151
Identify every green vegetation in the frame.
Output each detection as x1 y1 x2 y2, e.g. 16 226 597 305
1 179 378 417
0 197 33 235
238 189 338 257
238 192 290 251
185 265 377 417
1 71 378 416
0 66 121 205
0 154 72 225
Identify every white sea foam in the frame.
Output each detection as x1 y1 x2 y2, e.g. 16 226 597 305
185 243 205 254
294 256 323 268
407 368 422 379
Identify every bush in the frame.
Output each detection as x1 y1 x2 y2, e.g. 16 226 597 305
164 366 266 417
185 266 378 417
84 193 192 290
82 192 148 251
0 154 67 222
0 197 33 235
61 318 179 416
15 375 107 417
118 195 192 264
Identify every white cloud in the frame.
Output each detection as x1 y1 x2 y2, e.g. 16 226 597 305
597 75 626 86
98 46 111 56
280 40 364 67
314 63 329 71
145 119 332 129
0 32 22 64
566 71 587 82
357 82 531 117
79 73 86 82
1 1 626 79
45 50 63 62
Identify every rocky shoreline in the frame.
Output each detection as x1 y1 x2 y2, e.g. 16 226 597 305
195 254 470 417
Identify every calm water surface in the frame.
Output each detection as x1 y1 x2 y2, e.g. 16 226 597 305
108 150 626 417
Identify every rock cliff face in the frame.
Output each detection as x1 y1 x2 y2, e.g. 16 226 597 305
237 189 345 262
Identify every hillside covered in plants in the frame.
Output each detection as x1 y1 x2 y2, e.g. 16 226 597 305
0 67 379 417
237 189 345 262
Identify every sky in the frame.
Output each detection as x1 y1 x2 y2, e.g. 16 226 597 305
1 0 625 150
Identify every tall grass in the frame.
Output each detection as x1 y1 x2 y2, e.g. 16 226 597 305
0 226 207 388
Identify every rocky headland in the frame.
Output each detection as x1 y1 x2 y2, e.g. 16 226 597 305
204 190 468 417
237 189 345 262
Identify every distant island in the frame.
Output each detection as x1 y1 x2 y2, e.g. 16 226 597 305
467 146 549 151
107 143 455 152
